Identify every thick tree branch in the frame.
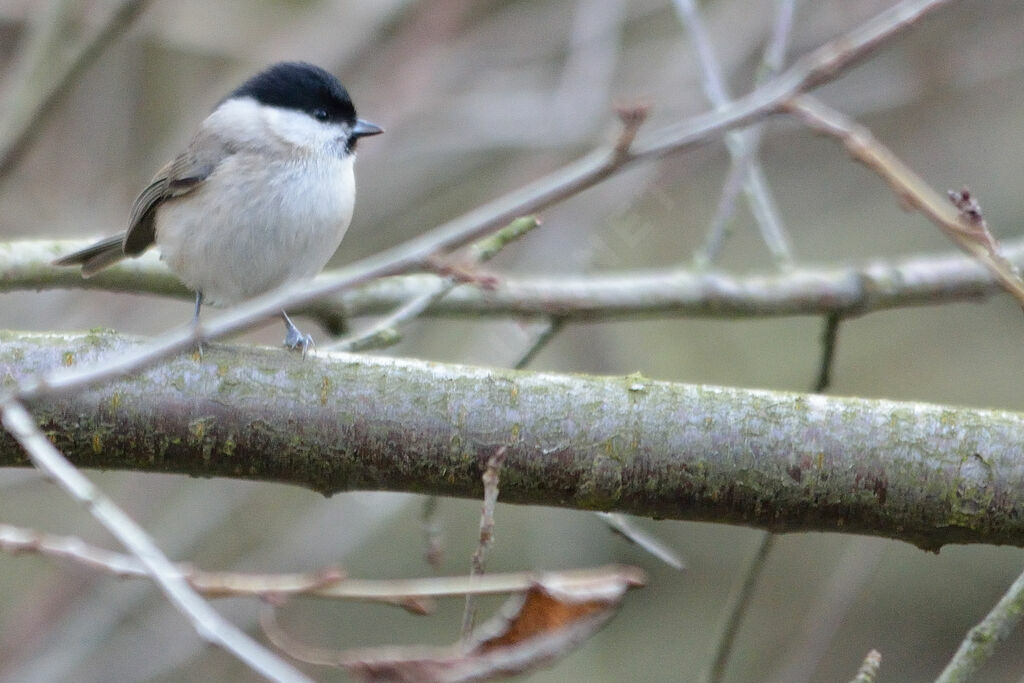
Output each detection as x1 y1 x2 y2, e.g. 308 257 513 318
3 331 1023 552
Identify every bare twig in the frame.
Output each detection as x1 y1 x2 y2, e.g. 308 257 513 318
461 447 508 639
813 312 842 393
0 0 152 184
636 0 956 158
329 216 540 352
706 534 776 683
935 564 1024 682
0 401 310 683
420 496 443 570
13 236 1024 321
850 650 882 683
674 0 794 266
510 318 564 369
331 236 1024 321
0 523 646 605
785 94 1024 308
595 513 686 571
612 101 650 161
10 0 957 403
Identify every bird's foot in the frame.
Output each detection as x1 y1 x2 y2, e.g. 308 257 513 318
282 312 314 357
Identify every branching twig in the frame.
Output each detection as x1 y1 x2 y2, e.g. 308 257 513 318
0 401 310 683
16 235 1024 322
785 94 1024 308
674 0 794 266
7 0 956 404
328 236 1024 321
329 216 540 352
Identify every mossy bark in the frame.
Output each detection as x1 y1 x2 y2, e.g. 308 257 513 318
3 330 1024 550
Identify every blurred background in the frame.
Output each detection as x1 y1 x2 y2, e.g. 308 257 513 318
2 0 1024 680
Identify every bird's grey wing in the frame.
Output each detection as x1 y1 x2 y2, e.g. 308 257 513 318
123 134 232 255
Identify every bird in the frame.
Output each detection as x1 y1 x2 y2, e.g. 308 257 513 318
54 61 383 353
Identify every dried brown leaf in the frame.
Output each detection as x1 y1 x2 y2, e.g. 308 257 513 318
263 565 646 682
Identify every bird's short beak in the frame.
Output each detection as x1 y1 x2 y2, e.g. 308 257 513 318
352 119 384 139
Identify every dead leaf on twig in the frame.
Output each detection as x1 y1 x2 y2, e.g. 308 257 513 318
262 565 646 682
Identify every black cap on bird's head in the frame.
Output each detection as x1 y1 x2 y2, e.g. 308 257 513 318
231 61 382 147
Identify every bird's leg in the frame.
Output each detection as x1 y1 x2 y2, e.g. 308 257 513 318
281 311 314 356
192 291 205 357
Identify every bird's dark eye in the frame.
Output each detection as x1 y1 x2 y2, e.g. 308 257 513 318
312 108 330 121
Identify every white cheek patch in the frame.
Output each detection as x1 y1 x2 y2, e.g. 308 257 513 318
208 98 349 153
262 107 348 152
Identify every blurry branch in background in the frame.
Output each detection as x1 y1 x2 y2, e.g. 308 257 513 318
6 332 1024 551
935 564 1024 682
674 0 795 267
768 537 886 682
784 94 1024 308
0 400 311 683
705 534 776 683
0 0 152 185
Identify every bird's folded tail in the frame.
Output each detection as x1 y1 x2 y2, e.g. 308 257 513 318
53 234 128 277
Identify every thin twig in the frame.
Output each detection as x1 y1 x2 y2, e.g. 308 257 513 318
595 513 686 571
0 401 310 683
0 0 152 184
329 235 1024 321
511 318 564 369
850 649 882 683
11 0 956 403
706 533 776 683
813 312 842 393
16 235 1024 321
0 523 642 602
674 0 794 266
461 447 507 639
420 496 443 570
329 216 540 352
935 564 1024 682
785 94 1024 308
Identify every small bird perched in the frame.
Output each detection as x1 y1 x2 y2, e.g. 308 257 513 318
55 61 382 352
